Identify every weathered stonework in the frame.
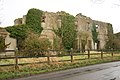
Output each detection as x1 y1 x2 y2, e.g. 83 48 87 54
14 11 113 50
75 13 94 50
93 20 109 49
0 28 17 50
14 15 26 25
40 12 61 49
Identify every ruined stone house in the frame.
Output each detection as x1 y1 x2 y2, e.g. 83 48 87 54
75 13 111 50
14 11 113 50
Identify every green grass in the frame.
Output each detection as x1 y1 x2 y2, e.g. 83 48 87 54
0 52 120 80
1 52 120 65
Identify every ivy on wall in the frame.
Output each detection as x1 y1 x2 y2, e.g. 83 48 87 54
105 23 115 49
6 8 43 39
92 23 98 44
54 12 77 50
5 8 43 50
61 14 77 50
5 25 27 40
26 8 43 34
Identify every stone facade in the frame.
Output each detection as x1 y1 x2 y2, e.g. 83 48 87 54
40 12 61 49
14 15 26 25
14 11 113 50
75 13 94 50
93 20 108 49
75 13 110 50
0 28 17 50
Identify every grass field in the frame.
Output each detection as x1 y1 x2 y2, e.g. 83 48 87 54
0 51 120 80
0 51 120 65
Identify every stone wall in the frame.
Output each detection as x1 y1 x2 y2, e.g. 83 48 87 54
75 13 94 50
14 15 26 25
5 33 16 50
14 11 113 50
0 28 17 51
14 18 22 25
93 20 109 49
40 12 60 49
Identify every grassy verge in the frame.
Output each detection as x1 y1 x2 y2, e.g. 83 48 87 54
0 56 120 80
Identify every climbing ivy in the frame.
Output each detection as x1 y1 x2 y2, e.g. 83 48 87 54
5 24 27 40
6 8 43 39
105 23 114 49
61 15 77 49
6 8 44 50
61 14 77 50
26 8 43 34
54 12 77 50
92 23 98 44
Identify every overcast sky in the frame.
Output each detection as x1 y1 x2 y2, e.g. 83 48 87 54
0 0 120 33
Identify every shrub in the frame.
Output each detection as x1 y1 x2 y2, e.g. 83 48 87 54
21 32 51 56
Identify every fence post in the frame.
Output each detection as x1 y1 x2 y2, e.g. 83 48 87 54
15 48 19 70
47 48 50 65
88 49 90 59
111 50 114 57
101 50 103 59
70 48 73 62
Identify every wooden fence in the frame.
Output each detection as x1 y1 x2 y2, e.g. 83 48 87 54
0 49 120 70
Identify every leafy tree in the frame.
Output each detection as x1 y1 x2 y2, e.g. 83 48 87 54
61 15 77 50
22 32 51 56
6 8 44 50
53 37 60 49
23 32 51 50
105 23 114 49
5 25 27 40
106 32 120 50
26 8 43 34
5 25 28 50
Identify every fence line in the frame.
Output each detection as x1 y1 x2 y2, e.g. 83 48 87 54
0 49 120 70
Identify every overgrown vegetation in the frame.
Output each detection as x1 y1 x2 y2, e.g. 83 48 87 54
5 8 43 50
5 24 27 40
54 12 77 50
53 37 60 50
92 23 98 45
105 23 120 50
61 15 77 49
26 8 43 34
21 32 51 56
0 57 120 80
110 32 120 49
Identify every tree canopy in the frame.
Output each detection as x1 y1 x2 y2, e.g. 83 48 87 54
5 25 27 40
